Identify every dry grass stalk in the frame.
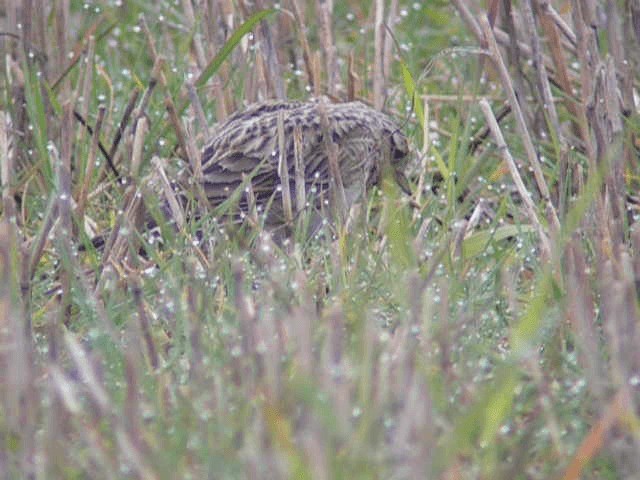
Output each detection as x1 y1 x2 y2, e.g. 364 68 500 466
77 35 96 126
602 293 640 473
181 0 207 69
54 0 69 87
570 0 599 172
289 0 317 92
3 1 20 57
136 60 161 118
55 103 75 327
76 104 106 223
130 116 148 179
525 354 565 456
152 156 185 229
101 193 139 269
201 1 220 52
383 0 399 84
187 80 210 139
101 116 149 267
63 331 160 480
212 78 229 121
493 24 557 69
256 0 285 99
633 225 640 284
107 87 141 164
316 99 347 222
312 50 322 97
414 97 430 207
464 198 485 235
232 262 257 389
479 98 552 260
500 0 536 133
27 195 59 280
522 0 563 145
290 274 315 377
292 125 306 214
479 16 560 235
373 0 385 109
122 349 146 455
318 306 350 435
565 238 606 402
562 390 631 480
252 48 269 101
0 220 35 478
243 174 259 226
538 1 577 45
0 112 16 218
594 60 625 243
93 63 115 139
451 1 564 85
276 110 293 223
393 369 435 475
48 364 120 475
600 252 640 386
139 14 200 175
450 0 483 45
165 97 196 173
65 240 121 340
346 50 359 101
536 1 591 157
315 0 337 96
50 13 105 90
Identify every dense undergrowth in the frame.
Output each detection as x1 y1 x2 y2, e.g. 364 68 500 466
1 1 640 479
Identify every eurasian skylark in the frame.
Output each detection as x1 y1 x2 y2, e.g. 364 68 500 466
173 98 409 234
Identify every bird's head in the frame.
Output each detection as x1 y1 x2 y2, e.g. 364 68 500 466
386 129 411 195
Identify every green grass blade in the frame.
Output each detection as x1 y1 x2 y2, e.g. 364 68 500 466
461 224 534 258
23 66 53 182
196 9 277 89
399 60 424 131
399 60 450 178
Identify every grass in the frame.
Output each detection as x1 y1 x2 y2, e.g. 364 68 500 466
1 1 640 479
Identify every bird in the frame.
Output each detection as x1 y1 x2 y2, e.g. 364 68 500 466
167 98 410 237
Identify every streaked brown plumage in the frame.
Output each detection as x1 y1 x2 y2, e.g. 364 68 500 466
86 99 409 259
183 99 409 232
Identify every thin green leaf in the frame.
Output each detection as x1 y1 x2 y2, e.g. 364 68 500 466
23 66 53 182
461 224 534 258
42 81 63 117
383 172 416 271
196 9 277 89
400 60 450 178
431 143 450 180
399 61 424 131
479 372 518 446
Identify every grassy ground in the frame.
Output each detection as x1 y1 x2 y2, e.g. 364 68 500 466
1 1 640 478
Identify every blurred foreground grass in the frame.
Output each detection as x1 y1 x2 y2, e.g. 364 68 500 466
1 1 640 479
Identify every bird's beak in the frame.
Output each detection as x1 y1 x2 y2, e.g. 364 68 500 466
395 169 412 196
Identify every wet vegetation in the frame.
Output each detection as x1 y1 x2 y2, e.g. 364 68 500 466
1 1 640 478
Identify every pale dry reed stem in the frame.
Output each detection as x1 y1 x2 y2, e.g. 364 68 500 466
0 112 16 218
290 0 317 91
479 16 560 235
315 0 337 96
276 110 293 223
373 0 385 109
479 98 552 261
293 125 306 214
153 157 186 229
317 99 347 221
